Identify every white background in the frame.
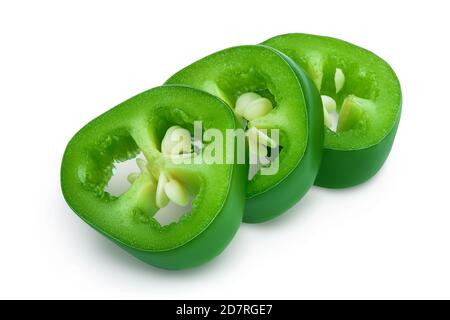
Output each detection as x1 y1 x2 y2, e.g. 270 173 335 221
1 0 449 299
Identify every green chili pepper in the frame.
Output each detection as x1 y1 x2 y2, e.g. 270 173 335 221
263 34 401 188
61 86 247 270
166 45 324 223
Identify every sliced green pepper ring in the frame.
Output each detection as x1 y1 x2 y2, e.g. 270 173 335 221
61 86 247 270
166 45 323 223
263 33 402 188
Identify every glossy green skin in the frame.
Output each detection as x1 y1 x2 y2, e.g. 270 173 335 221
61 86 247 270
166 45 323 223
316 118 399 187
263 34 402 188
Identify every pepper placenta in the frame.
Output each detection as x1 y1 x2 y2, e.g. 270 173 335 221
263 34 402 188
61 86 247 269
165 45 323 223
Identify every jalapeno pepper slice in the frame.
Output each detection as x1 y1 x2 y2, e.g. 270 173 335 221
61 86 247 269
166 45 323 222
263 33 401 188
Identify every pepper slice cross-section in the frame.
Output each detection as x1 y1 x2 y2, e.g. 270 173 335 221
166 45 323 223
263 33 402 188
61 86 247 269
